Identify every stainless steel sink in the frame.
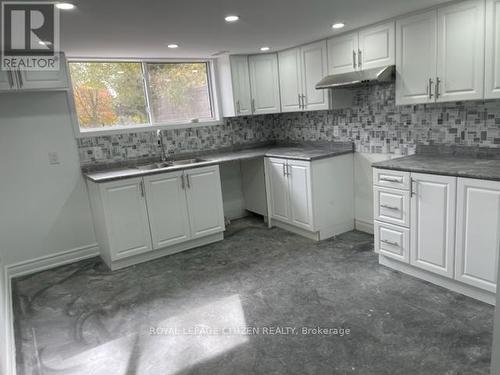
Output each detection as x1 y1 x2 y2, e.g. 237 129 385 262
135 158 207 171
170 158 206 166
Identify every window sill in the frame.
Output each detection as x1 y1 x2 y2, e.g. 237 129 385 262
75 120 224 138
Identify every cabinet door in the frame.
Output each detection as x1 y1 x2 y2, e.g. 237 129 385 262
485 0 500 99
327 32 358 75
396 11 437 105
185 166 225 239
18 53 69 90
266 158 291 223
436 0 485 102
288 160 314 231
143 172 191 249
278 48 303 112
0 70 16 90
100 178 153 261
358 21 395 71
301 40 329 111
410 173 456 278
248 54 281 115
455 178 500 293
230 56 253 116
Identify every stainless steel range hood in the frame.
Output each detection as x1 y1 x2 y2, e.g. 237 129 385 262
315 65 395 89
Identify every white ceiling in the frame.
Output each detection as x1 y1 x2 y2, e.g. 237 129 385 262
58 0 452 59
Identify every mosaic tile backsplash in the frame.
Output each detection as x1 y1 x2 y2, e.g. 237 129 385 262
77 83 500 167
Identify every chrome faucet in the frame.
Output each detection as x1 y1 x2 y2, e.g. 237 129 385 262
157 129 167 162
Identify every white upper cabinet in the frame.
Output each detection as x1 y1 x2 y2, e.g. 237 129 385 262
396 0 485 104
455 178 500 293
0 70 15 90
396 11 437 105
278 48 303 112
436 0 485 102
327 32 358 75
358 21 395 71
248 53 281 115
486 0 500 99
410 173 457 278
300 40 329 111
278 41 329 112
327 22 394 75
143 172 191 249
230 56 253 116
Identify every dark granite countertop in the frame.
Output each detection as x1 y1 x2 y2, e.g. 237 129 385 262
84 142 354 183
373 154 500 181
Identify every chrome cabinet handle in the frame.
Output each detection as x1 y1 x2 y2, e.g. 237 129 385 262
139 180 145 197
16 70 23 88
301 95 306 110
251 98 255 113
435 77 441 99
358 49 362 68
283 163 286 176
428 78 434 100
380 176 402 183
286 163 290 176
380 204 399 210
410 178 416 197
298 94 302 109
181 175 185 190
236 100 241 114
353 50 357 69
7 71 14 88
186 174 191 188
381 239 400 247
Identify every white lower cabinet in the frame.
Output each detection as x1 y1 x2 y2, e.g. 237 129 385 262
373 168 499 304
99 177 153 261
87 165 225 270
455 178 500 293
410 173 456 278
143 171 191 249
265 155 354 240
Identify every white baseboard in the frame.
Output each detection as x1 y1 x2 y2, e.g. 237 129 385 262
2 243 100 375
379 255 496 305
355 219 374 234
7 243 99 279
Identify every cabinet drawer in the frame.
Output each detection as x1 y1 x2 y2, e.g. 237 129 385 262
373 168 410 190
374 186 410 227
374 221 410 263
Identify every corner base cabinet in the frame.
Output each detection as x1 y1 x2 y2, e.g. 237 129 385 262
373 167 500 305
265 154 354 241
87 165 225 270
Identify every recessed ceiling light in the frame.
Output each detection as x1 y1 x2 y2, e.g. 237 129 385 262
167 44 179 49
55 3 75 10
224 15 239 23
260 46 270 52
38 40 52 46
332 22 345 29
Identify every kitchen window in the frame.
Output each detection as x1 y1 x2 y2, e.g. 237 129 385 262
68 60 219 135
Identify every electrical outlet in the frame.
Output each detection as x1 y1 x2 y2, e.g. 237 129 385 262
48 151 60 165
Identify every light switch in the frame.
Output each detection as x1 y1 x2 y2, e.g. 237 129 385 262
48 151 60 165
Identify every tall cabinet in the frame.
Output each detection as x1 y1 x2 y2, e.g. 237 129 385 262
278 40 329 112
396 0 485 104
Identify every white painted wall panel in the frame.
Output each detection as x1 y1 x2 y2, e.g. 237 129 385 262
0 92 97 265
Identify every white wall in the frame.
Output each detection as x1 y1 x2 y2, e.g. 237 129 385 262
353 152 394 233
0 92 97 266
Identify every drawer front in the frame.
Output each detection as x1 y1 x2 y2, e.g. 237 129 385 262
374 221 410 263
373 168 410 190
374 186 410 227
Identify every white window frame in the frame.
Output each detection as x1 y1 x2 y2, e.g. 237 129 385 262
67 57 223 138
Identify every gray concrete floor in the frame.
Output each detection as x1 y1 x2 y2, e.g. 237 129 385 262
12 217 494 375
